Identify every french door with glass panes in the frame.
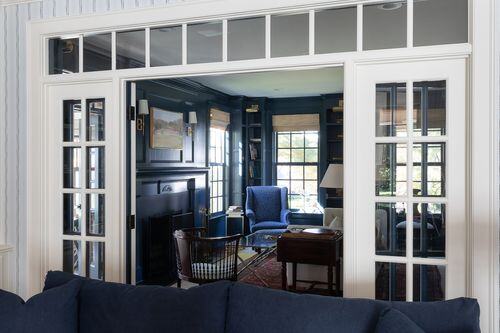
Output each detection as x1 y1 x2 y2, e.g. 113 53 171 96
353 59 466 301
46 82 120 282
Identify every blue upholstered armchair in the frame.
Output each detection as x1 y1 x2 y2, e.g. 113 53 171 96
245 186 291 233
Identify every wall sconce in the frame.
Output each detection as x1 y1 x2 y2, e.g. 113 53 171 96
137 99 149 135
187 111 197 137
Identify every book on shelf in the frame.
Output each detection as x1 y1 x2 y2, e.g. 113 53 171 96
246 105 259 113
248 164 260 179
249 138 262 143
249 143 259 160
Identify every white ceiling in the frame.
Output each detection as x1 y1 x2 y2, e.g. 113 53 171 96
189 67 344 98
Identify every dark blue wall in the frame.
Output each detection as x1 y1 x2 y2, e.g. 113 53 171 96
134 78 342 237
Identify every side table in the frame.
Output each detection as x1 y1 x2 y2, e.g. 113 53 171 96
277 231 342 296
226 212 245 236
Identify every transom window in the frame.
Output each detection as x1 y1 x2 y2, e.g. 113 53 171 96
47 0 468 74
276 131 319 211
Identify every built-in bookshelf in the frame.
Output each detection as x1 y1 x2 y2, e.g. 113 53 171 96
324 95 343 208
245 101 263 187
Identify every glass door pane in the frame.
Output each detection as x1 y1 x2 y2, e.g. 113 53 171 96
372 79 452 302
61 95 107 281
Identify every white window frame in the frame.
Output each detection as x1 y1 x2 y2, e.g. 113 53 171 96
209 126 229 215
275 130 320 211
25 1 498 331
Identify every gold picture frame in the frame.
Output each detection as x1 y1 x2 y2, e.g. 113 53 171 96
149 107 184 149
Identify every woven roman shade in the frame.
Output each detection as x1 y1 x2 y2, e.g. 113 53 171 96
272 114 320 132
210 108 230 130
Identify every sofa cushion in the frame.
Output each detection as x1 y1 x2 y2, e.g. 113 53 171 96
390 298 480 333
374 308 425 333
0 278 82 333
225 283 387 333
44 271 230 333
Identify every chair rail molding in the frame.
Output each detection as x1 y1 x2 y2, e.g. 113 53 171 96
0 245 13 292
0 0 40 6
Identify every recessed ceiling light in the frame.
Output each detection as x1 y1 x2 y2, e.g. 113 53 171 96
196 29 222 37
378 2 403 10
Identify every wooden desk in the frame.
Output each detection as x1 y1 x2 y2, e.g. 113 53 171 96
277 231 342 296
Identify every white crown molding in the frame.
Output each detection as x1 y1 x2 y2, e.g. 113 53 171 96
0 0 41 6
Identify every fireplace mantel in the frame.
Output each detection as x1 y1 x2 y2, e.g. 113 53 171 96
137 167 210 178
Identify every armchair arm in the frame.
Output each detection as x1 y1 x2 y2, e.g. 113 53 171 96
280 209 291 225
246 208 256 226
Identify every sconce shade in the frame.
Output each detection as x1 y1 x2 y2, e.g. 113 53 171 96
138 99 149 115
189 111 198 124
320 164 343 189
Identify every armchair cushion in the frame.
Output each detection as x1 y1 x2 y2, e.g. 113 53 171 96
251 221 288 232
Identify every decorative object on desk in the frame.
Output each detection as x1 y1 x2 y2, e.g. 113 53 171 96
137 99 149 135
149 107 184 149
303 227 336 235
325 209 343 231
186 111 197 137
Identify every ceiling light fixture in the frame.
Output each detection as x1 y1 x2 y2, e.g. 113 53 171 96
378 2 403 10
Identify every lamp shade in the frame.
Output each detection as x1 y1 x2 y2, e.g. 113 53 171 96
138 99 149 115
320 164 343 189
189 111 198 124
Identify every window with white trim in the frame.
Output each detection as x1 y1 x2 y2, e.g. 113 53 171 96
209 109 230 214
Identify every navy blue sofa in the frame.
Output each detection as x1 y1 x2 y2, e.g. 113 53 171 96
0 271 480 333
246 186 291 232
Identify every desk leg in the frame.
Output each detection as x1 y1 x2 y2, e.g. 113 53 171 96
281 262 287 291
328 265 333 295
292 263 297 291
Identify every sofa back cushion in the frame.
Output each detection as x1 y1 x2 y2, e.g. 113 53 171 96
390 298 480 333
44 271 230 333
226 283 480 333
374 308 425 333
0 278 82 333
248 186 282 222
225 283 386 333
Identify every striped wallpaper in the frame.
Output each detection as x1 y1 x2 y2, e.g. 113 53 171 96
0 0 199 297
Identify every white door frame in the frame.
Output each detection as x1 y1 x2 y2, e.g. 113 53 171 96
353 58 467 300
45 81 121 283
25 0 498 331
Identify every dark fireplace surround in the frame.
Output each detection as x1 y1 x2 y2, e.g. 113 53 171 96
135 168 208 285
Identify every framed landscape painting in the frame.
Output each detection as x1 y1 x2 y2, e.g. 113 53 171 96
150 107 184 149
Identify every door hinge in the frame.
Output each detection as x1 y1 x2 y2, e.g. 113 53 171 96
128 214 136 230
128 106 136 121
